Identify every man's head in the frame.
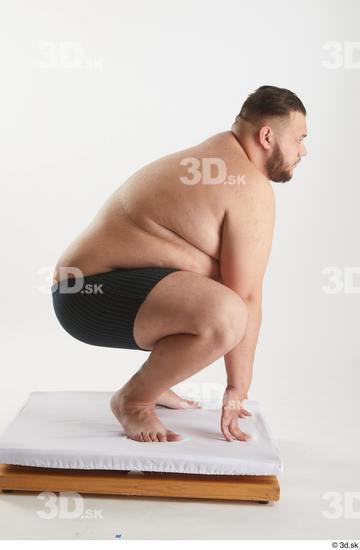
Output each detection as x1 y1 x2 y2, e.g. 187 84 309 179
232 85 308 182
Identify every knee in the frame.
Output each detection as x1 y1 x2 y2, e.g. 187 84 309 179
200 292 248 351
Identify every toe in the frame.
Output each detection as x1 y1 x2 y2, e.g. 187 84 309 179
157 432 167 442
186 399 201 408
180 400 194 408
129 432 143 442
141 432 151 442
149 432 159 442
167 431 182 442
178 399 199 409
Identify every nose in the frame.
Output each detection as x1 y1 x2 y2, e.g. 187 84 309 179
300 143 307 157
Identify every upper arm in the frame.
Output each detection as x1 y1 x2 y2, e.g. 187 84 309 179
219 178 275 300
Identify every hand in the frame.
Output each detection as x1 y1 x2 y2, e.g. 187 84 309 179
220 385 252 442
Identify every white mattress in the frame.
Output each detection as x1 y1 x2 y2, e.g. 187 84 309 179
0 392 283 476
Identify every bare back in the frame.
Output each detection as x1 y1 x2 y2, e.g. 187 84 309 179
53 131 268 284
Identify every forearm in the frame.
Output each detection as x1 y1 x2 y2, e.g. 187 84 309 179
224 299 262 397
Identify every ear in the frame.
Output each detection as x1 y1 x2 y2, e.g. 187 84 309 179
258 126 273 150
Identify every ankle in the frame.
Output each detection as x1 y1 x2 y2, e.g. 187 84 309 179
119 382 155 409
122 395 156 412
120 362 159 406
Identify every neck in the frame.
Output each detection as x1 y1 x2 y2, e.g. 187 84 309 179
230 124 269 179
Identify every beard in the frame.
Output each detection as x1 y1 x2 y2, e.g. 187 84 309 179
265 141 293 183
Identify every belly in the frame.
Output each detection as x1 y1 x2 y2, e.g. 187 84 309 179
53 212 220 283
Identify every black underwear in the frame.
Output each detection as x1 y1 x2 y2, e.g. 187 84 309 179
51 267 181 350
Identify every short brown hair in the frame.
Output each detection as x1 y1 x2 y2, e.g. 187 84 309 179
235 85 306 127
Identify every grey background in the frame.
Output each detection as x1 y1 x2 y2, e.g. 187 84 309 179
0 0 359 540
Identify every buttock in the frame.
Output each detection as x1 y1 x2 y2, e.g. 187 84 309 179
51 267 181 350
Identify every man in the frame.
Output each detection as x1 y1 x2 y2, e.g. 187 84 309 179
52 85 307 443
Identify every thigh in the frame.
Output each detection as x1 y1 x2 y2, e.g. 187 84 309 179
52 268 181 350
133 269 246 351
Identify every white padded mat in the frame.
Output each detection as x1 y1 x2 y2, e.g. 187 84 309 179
0 392 283 476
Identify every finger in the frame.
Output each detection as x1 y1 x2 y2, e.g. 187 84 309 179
230 426 251 441
238 408 252 417
221 423 236 442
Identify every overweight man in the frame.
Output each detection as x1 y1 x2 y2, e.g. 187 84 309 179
52 85 308 443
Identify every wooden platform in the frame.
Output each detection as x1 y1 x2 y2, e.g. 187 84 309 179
0 463 279 503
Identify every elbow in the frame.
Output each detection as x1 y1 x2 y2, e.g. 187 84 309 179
241 291 262 304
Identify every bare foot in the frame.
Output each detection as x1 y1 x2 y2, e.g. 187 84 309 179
156 389 201 409
110 388 183 443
